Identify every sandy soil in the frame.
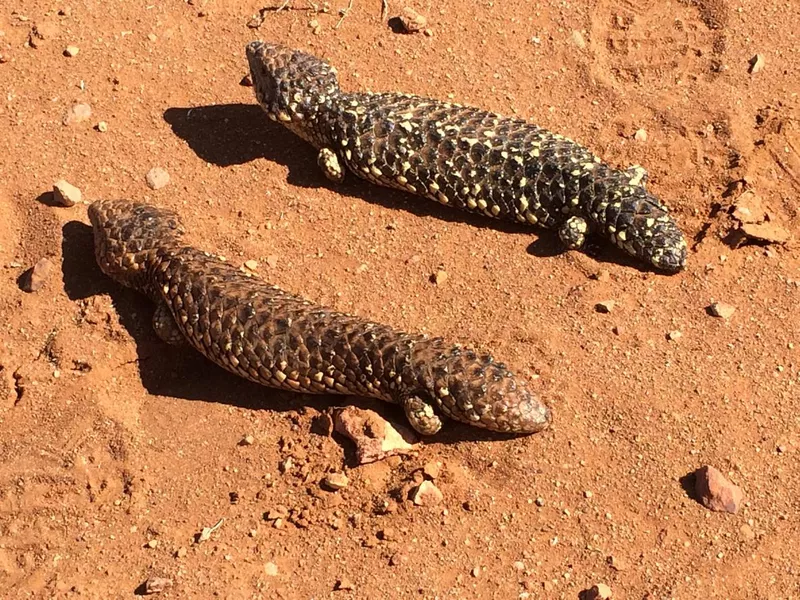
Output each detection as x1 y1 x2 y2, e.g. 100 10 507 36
1 0 799 598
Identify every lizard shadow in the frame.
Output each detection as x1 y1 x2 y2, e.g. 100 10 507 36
162 103 639 270
61 219 524 445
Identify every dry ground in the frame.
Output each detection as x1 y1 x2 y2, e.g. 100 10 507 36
1 0 799 598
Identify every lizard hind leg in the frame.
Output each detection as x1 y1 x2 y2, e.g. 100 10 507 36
317 148 345 183
401 396 443 436
558 215 589 250
152 302 186 346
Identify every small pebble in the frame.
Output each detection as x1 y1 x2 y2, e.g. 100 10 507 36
411 480 443 506
633 128 647 142
175 547 187 558
422 460 442 480
667 330 682 341
583 490 593 498
240 434 255 446
142 577 172 595
591 269 610 282
433 269 448 285
266 254 279 269
749 53 765 74
28 22 59 48
244 259 258 271
335 579 355 591
322 472 349 491
53 179 81 207
145 167 170 190
389 552 407 566
708 302 735 319
147 33 157 42
20 257 54 293
62 102 92 125
513 561 526 571
535 497 545 507
585 583 613 599
64 45 79 57
694 465 743 514
264 562 279 577
96 121 108 132
571 30 586 48
471 566 481 578
147 539 159 549
397 7 427 33
607 555 627 571
595 300 615 314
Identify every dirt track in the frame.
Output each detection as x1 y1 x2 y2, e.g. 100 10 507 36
1 1 799 598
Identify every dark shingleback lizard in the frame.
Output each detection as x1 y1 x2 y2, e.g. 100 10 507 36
246 41 688 272
88 199 551 435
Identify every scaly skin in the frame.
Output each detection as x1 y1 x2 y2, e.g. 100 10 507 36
88 199 551 435
246 40 688 272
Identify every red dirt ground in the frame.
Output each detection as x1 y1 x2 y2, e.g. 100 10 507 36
1 1 799 598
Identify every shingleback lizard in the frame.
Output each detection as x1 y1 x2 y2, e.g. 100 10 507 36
88 199 552 436
246 40 688 272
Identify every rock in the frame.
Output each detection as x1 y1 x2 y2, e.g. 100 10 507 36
334 579 355 591
20 258 54 292
410 480 443 506
28 22 59 48
584 583 613 599
266 505 289 520
397 7 427 33
141 577 172 594
749 53 765 74
595 300 615 313
96 121 108 132
62 102 92 125
667 330 682 341
264 562 279 576
64 45 79 57
332 406 418 465
53 179 81 207
239 434 255 446
471 566 481 578
433 269 448 285
571 30 586 48
740 222 791 245
145 167 170 190
266 254 279 269
535 497 545 507
322 472 349 491
422 460 442 480
633 128 647 142
708 302 735 319
607 555 627 571
740 523 756 541
694 465 743 514
243 259 258 271
732 190 767 224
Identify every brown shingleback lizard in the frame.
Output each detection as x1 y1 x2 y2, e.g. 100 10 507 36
246 41 688 272
88 199 551 435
